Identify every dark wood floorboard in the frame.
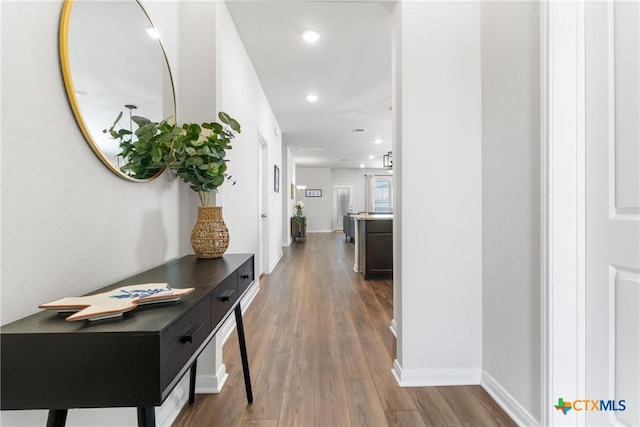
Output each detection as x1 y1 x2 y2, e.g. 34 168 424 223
173 232 516 427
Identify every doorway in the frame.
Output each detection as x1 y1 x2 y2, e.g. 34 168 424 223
333 184 354 231
257 134 269 277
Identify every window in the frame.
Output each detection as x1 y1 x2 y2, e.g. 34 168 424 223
365 175 393 213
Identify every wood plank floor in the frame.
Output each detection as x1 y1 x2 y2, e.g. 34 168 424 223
173 233 516 427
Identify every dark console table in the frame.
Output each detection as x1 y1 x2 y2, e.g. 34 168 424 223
1 254 255 427
291 216 306 242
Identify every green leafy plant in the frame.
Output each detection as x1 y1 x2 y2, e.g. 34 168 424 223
165 112 241 206
105 111 241 205
104 112 168 180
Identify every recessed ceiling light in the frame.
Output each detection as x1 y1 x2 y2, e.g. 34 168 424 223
145 27 160 39
374 139 382 144
368 155 375 160
302 31 320 43
306 94 318 102
360 164 365 168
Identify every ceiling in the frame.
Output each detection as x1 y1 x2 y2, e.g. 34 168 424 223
225 0 395 169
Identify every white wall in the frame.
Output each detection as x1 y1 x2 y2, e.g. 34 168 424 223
295 167 388 232
0 1 281 425
295 167 333 232
214 1 282 272
480 2 541 424
393 1 483 385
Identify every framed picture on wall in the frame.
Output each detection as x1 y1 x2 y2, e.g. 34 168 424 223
305 189 322 197
274 165 280 193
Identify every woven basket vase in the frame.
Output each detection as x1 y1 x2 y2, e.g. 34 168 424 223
191 206 229 259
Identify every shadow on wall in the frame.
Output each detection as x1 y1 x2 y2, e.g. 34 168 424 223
177 185 202 256
136 209 169 267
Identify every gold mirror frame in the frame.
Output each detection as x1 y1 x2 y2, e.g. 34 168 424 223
59 0 176 182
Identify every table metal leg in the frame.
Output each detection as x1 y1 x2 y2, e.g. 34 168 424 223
137 406 155 427
188 360 198 405
234 304 253 404
46 409 68 427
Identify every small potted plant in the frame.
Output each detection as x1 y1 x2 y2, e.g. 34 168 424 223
105 111 242 258
293 201 305 241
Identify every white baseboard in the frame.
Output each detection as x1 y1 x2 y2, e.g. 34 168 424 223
391 359 481 387
269 251 283 273
390 319 398 337
239 281 260 315
306 229 333 233
481 370 539 427
157 363 229 425
156 376 189 427
196 363 228 394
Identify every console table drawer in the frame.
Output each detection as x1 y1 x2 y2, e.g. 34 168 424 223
211 275 238 327
160 298 210 388
238 259 254 296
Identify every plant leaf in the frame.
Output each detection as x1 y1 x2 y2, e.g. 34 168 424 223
229 118 241 132
218 111 231 124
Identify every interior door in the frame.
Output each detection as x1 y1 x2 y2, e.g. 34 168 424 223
333 184 353 230
585 2 639 425
257 136 269 276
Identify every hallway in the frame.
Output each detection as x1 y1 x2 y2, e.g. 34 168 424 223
173 233 515 426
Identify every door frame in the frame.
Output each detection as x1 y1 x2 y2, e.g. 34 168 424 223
541 1 587 425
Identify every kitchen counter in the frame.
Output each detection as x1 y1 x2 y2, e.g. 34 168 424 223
353 214 393 279
353 213 393 221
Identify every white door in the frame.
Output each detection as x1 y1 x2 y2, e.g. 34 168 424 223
257 136 269 276
585 2 639 425
333 184 353 230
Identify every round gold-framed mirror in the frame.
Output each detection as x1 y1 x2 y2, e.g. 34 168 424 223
60 0 176 182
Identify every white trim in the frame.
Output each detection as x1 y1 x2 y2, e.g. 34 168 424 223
542 1 587 425
156 376 189 427
195 363 228 394
390 319 398 338
305 229 334 233
606 0 617 220
481 371 540 427
239 281 260 315
391 359 481 387
540 2 550 421
268 250 283 274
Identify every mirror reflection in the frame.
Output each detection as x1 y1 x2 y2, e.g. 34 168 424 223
60 0 176 181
